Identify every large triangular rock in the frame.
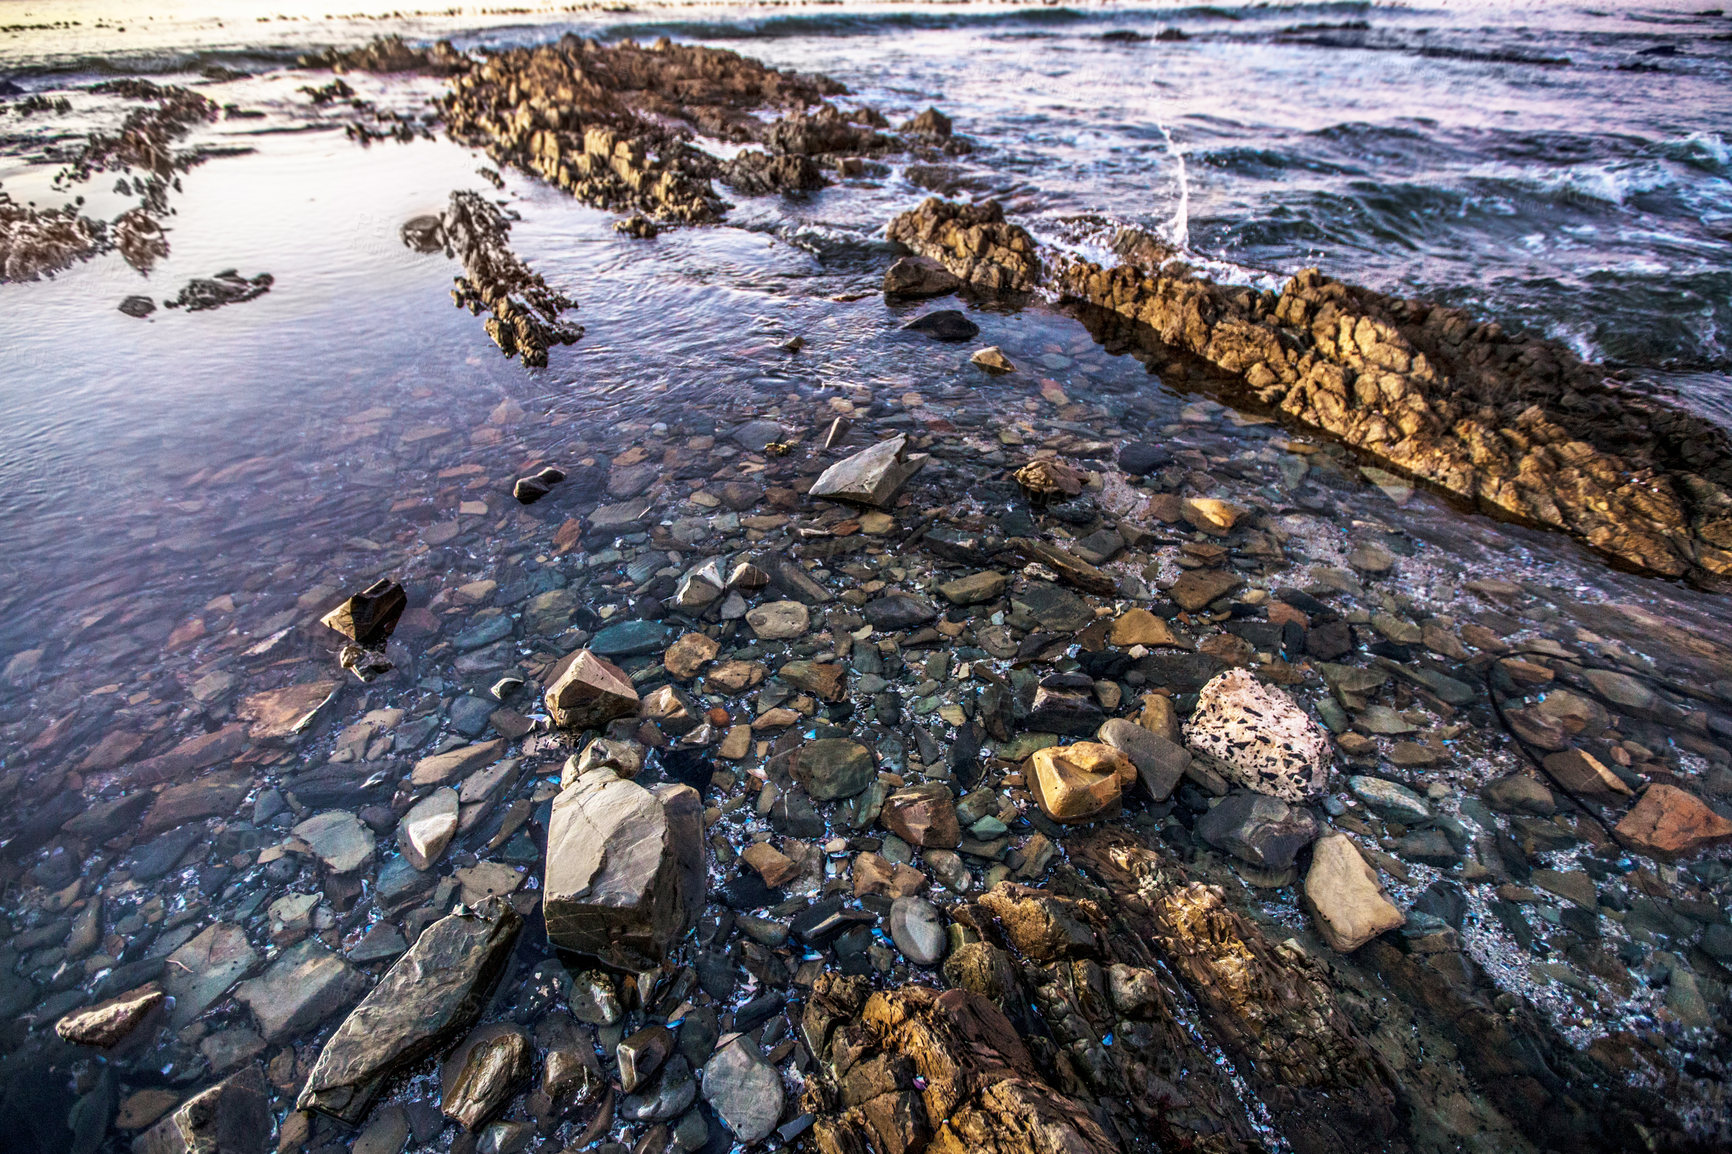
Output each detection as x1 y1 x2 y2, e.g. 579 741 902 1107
544 769 704 969
808 435 928 508
297 901 522 1125
544 649 639 729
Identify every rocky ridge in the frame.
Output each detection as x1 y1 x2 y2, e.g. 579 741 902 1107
887 201 1732 582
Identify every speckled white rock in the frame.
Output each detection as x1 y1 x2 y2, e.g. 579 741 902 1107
1183 669 1330 802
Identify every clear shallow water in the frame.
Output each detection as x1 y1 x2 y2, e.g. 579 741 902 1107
6 10 1732 1145
2 1 1732 680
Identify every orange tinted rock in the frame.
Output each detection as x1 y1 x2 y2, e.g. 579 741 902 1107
1026 743 1133 824
1615 784 1732 859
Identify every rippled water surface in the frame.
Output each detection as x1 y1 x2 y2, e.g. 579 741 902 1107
5 2 1732 1149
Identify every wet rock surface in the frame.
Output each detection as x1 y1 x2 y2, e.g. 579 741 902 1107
1043 223 1732 582
3 31 1732 1154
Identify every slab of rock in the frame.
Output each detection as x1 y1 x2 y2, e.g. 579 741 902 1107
853 852 927 898
165 923 259 1028
1542 748 1632 798
1185 669 1331 803
1347 776 1431 824
545 650 639 729
702 1035 784 1144
1483 774 1556 815
140 771 252 837
1109 608 1183 648
135 1065 271 1154
777 738 875 801
544 769 704 969
399 788 459 870
298 902 523 1125
1614 784 1732 860
745 600 810 640
1027 742 1134 823
778 659 848 703
234 939 367 1043
124 723 249 786
741 841 801 887
1195 792 1319 870
237 681 340 741
971 345 1014 373
1011 537 1116 595
1180 497 1244 536
808 434 929 508
412 739 506 786
293 810 375 873
1304 833 1405 952
863 593 938 631
56 985 164 1048
321 579 407 646
1096 717 1189 800
880 783 960 848
1026 685 1106 737
1168 568 1244 612
938 571 1008 605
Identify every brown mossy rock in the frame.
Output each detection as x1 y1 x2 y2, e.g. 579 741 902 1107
1051 235 1732 581
804 977 1118 1154
886 197 1040 295
444 37 845 226
440 190 582 366
976 883 1100 962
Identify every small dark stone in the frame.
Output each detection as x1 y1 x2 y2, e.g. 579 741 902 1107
119 294 156 318
902 310 979 343
1118 443 1171 475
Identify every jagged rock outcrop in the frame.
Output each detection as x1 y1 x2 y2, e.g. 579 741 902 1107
886 197 1040 295
801 975 1121 1154
438 190 582 366
1051 224 1732 580
300 35 472 75
443 37 845 224
723 150 827 195
0 192 104 282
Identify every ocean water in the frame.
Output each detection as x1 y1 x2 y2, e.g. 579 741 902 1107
4 5 1732 1147
2 0 1730 734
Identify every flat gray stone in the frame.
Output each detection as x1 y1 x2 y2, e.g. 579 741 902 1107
888 896 946 966
702 1037 784 1144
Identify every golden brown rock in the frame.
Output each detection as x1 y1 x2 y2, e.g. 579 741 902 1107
1109 608 1182 648
663 632 720 680
1025 742 1134 823
885 197 1041 295
55 985 164 1048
